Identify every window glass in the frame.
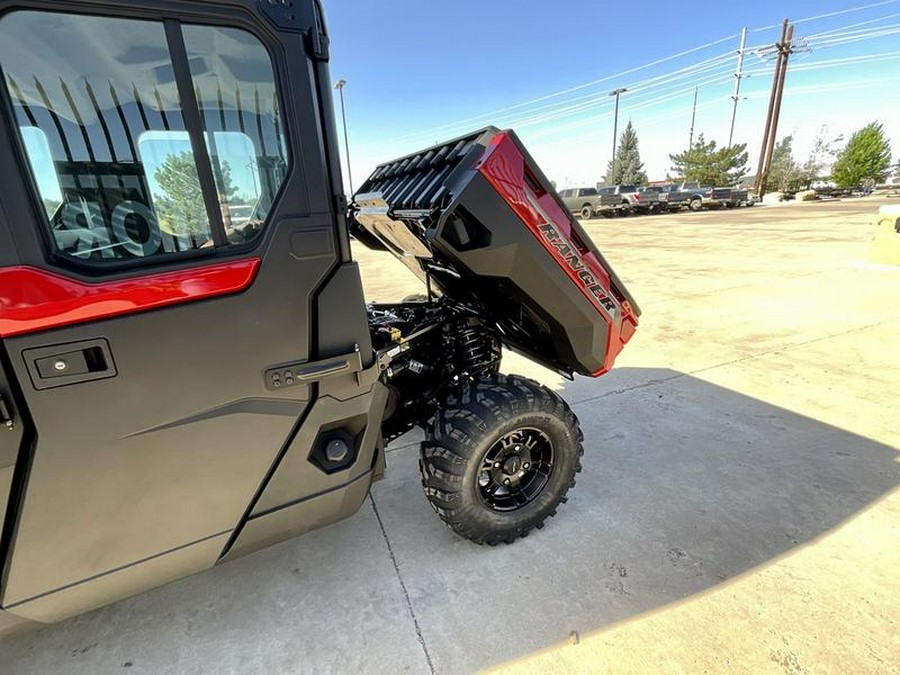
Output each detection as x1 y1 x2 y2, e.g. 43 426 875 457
20 127 63 219
182 25 288 245
0 11 214 262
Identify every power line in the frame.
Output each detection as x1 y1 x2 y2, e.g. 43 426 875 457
510 60 736 130
392 56 738 149
807 25 900 47
527 71 898 164
806 20 900 41
743 49 900 75
482 53 735 130
804 10 900 37
522 70 738 142
540 69 897 155
395 11 899 148
388 35 742 145
527 22 890 137
385 2 900 153
750 0 900 32
520 41 900 146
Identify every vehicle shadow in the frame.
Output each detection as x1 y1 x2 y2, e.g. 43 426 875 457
366 368 899 673
0 368 896 675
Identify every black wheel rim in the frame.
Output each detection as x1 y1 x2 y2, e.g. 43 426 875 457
477 428 554 512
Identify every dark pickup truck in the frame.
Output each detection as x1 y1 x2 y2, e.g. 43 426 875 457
724 187 756 208
657 183 732 211
598 185 660 214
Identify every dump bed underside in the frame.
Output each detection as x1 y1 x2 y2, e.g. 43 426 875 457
352 128 639 377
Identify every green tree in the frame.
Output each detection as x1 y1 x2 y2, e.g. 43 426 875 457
669 134 749 186
768 136 800 192
831 121 892 188
605 121 648 185
211 158 240 205
153 152 237 237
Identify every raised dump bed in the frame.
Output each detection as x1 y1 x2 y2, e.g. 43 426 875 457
351 127 640 377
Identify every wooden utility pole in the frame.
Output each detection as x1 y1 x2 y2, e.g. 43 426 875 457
755 20 789 196
755 20 795 198
760 23 795 194
728 27 748 148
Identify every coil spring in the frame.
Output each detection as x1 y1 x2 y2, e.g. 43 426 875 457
458 324 494 374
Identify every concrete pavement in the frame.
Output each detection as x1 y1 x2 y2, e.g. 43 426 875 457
1 198 898 674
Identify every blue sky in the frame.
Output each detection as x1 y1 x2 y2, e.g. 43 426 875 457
326 0 900 186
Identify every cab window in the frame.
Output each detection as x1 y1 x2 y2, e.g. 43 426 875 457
0 11 288 265
182 24 288 246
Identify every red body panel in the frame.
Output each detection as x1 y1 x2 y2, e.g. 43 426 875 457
0 259 260 338
476 132 638 375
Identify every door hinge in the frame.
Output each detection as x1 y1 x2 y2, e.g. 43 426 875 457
0 394 13 430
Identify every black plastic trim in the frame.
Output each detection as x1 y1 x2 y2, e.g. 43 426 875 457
165 19 229 248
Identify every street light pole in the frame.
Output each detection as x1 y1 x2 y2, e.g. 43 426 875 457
334 78 354 195
609 87 627 166
689 86 699 148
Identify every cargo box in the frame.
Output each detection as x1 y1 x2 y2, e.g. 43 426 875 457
351 128 640 377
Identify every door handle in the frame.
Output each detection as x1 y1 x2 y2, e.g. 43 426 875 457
295 359 350 381
265 350 364 391
23 339 117 390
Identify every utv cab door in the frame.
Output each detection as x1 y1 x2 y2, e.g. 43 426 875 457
0 0 384 624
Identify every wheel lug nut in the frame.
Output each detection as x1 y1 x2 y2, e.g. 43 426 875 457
503 479 511 486
523 462 530 469
494 462 501 468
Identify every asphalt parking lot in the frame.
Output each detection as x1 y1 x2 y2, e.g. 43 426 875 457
1 198 898 674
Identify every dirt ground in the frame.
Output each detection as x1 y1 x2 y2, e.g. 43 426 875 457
1 198 898 674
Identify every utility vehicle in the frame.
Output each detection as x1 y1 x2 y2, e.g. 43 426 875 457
0 0 639 628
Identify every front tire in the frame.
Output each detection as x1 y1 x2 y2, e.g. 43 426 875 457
420 374 583 545
580 205 594 220
689 197 703 212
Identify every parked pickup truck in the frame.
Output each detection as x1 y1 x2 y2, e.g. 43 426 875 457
657 183 731 211
598 185 660 214
559 187 619 219
724 187 756 208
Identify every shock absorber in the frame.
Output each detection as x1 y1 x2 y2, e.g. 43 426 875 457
457 322 496 375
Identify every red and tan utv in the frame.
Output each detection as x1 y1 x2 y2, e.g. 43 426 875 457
0 0 639 628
